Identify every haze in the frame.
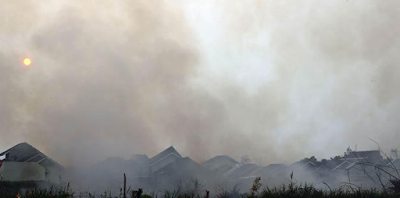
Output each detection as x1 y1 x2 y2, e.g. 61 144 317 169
1 0 399 166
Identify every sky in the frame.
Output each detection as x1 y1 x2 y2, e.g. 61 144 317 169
1 0 399 166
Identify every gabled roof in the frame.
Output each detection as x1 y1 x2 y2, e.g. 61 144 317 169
286 160 319 176
202 155 239 175
344 161 375 172
302 161 317 169
344 150 382 161
1 142 40 161
261 164 287 174
202 155 238 166
246 166 267 177
154 157 200 175
332 160 352 171
244 164 287 179
384 159 400 174
226 163 259 179
153 157 214 184
130 154 149 162
149 146 182 167
290 161 317 170
345 162 361 170
310 164 331 174
266 163 286 170
351 150 381 156
0 142 63 170
375 159 390 166
387 159 400 168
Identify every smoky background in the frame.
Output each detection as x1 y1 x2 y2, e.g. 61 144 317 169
0 0 399 168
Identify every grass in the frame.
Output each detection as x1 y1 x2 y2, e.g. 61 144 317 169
256 183 398 198
1 178 400 198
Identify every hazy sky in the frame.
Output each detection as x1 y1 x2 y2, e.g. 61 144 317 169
1 0 399 166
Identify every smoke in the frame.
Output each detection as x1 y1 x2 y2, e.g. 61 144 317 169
1 0 399 166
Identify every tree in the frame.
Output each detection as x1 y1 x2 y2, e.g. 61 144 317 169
344 147 353 156
330 155 342 161
309 156 317 163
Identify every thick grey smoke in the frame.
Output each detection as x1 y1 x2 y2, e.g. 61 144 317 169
1 0 399 166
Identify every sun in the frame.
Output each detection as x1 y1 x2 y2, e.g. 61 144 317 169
23 58 32 66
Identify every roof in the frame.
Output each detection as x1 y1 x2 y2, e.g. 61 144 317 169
130 154 149 162
246 166 267 177
290 161 316 169
152 157 215 189
231 163 287 179
266 163 286 170
344 162 372 172
387 159 400 168
310 164 331 174
149 146 182 167
332 161 352 171
384 159 400 174
1 142 41 161
226 163 259 179
0 142 63 170
344 150 382 160
352 150 381 155
154 157 212 178
202 155 238 166
202 155 238 174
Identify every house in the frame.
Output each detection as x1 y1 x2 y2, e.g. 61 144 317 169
151 157 215 190
344 162 377 186
288 160 318 176
261 164 288 184
154 157 209 178
0 142 63 183
253 164 287 178
332 160 352 172
147 147 217 190
343 150 383 162
149 146 182 175
202 155 238 175
384 159 400 177
225 163 259 179
386 159 400 169
245 166 268 178
310 164 332 178
131 154 149 163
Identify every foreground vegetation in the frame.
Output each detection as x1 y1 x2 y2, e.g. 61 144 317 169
1 179 400 198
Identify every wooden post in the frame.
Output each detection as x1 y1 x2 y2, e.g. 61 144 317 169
124 173 127 198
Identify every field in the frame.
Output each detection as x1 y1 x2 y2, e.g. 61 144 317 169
1 178 400 198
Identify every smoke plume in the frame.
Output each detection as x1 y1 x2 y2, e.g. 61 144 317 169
1 0 399 166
